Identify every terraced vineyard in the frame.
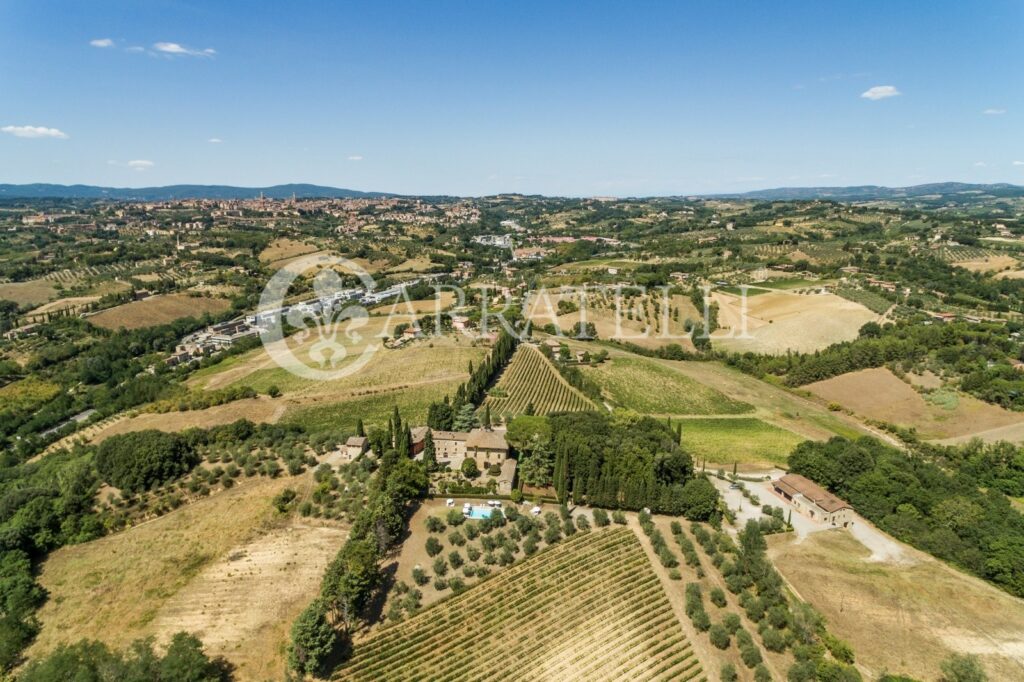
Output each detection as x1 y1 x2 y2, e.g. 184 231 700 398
337 527 703 682
484 344 595 416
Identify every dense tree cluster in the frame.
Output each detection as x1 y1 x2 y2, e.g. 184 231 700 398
16 632 231 682
789 437 1024 597
512 411 720 518
95 430 199 493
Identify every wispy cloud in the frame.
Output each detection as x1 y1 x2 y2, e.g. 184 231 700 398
973 161 987 167
983 108 1006 115
90 38 115 48
347 155 364 161
208 138 223 143
109 159 155 171
861 85 901 100
1014 161 1024 166
153 42 216 57
2 125 69 139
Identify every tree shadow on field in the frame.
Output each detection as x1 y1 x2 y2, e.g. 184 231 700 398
364 560 398 625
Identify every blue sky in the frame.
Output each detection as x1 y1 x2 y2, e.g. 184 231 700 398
1 0 1022 196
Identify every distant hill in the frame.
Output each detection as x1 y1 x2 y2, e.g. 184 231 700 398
706 182 1024 202
0 183 395 200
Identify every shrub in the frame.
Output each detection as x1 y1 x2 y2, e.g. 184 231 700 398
720 663 738 682
425 516 446 533
668 568 682 580
466 546 482 562
288 598 336 676
754 664 772 682
740 644 763 668
761 626 787 653
433 577 448 591
464 523 479 540
448 550 464 569
710 587 727 608
576 514 591 531
593 508 610 527
446 508 465 526
432 557 448 576
691 609 711 632
448 530 466 546
723 612 742 634
425 537 443 557
612 510 627 525
709 623 731 650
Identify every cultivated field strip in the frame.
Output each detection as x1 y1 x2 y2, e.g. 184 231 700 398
337 527 703 682
484 345 595 416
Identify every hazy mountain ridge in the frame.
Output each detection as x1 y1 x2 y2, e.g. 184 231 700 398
708 182 1024 201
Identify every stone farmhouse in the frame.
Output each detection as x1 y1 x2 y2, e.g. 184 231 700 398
772 473 853 527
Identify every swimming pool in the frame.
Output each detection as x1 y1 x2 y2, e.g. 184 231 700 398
465 505 500 520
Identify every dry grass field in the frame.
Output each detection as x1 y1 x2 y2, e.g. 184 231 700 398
187 321 488 432
88 293 232 330
769 530 1024 681
805 368 1022 442
338 527 705 682
0 278 56 306
258 237 318 264
524 289 699 351
27 295 100 315
88 397 286 444
31 473 344 681
711 289 879 355
954 254 1019 273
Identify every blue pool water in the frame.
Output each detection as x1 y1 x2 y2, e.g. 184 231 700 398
466 505 498 520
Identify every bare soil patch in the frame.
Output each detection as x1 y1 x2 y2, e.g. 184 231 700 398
805 368 1021 441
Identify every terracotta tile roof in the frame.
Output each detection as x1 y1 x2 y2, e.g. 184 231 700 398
775 473 850 513
465 428 508 451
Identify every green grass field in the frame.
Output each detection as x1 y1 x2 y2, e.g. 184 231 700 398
680 417 806 466
583 356 753 415
280 381 458 434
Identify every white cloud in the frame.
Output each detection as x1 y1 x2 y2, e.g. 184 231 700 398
983 108 1006 115
208 138 223 143
153 42 216 57
861 85 901 100
1013 161 1024 166
347 155 364 161
973 161 987 167
90 38 114 48
127 159 154 171
1 125 69 139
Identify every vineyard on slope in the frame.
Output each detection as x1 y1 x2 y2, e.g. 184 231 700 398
484 344 596 417
336 527 704 682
